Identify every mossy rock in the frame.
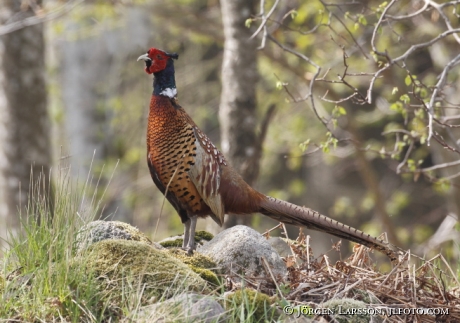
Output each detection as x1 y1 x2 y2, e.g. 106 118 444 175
226 289 277 322
80 239 210 302
167 249 221 286
159 231 214 248
76 221 153 252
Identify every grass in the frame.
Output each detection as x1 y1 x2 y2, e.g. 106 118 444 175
0 166 115 322
0 167 281 323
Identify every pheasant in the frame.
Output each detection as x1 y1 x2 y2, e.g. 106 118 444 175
138 47 399 263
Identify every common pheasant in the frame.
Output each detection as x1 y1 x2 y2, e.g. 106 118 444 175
138 47 399 263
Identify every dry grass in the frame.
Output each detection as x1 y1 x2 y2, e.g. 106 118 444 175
225 227 460 322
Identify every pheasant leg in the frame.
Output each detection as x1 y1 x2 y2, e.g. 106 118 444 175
182 216 198 255
182 219 191 250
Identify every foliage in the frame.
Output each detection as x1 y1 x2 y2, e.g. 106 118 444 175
251 0 460 255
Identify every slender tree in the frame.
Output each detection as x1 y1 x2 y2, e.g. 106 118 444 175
219 0 260 228
0 0 51 242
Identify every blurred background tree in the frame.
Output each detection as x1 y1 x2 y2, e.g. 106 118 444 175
0 0 51 242
0 0 459 262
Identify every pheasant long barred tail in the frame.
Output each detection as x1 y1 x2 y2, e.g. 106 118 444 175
259 196 399 264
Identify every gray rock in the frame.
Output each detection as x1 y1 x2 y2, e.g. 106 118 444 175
268 237 293 258
197 225 287 280
75 220 159 251
132 293 227 323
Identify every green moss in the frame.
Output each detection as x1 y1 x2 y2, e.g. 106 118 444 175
191 267 220 286
159 231 214 248
226 289 275 322
159 238 184 248
81 239 210 302
194 231 214 242
168 249 216 269
167 249 220 286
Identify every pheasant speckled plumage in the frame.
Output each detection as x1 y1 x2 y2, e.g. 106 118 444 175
138 47 399 263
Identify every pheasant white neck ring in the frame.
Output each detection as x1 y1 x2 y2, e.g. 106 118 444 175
160 87 177 98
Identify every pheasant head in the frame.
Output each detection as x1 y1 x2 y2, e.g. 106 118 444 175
138 48 179 98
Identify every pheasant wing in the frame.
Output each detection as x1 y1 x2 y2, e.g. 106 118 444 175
188 127 226 226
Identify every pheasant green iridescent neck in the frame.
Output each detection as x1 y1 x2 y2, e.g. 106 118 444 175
153 59 177 98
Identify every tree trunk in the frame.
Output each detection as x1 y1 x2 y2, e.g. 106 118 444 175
219 0 260 228
0 0 51 242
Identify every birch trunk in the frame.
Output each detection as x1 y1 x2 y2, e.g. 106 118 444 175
219 0 259 228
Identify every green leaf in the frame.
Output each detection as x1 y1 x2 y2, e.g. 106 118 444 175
245 18 252 28
358 14 367 26
405 75 412 86
392 87 398 95
299 139 310 152
434 178 451 194
332 105 346 117
377 1 388 12
390 101 403 111
290 10 298 20
407 159 416 171
276 81 283 90
400 94 410 104
419 88 427 98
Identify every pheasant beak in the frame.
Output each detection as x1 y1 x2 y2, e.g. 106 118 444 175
137 53 151 62
137 53 153 74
